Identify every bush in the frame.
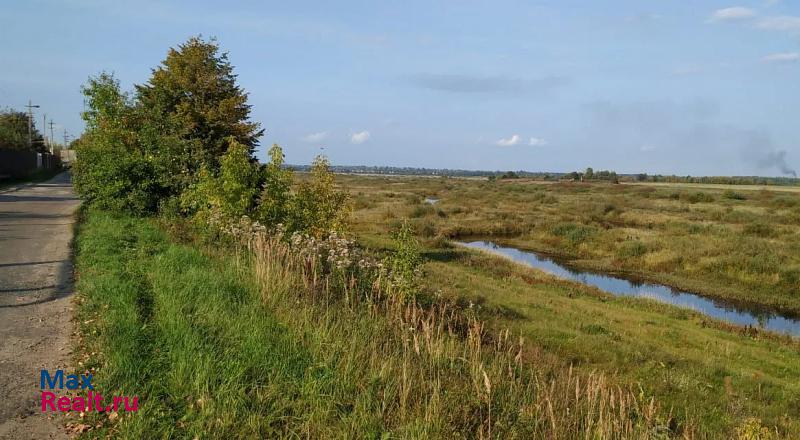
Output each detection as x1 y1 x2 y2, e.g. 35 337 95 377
684 191 715 204
256 144 293 226
723 190 746 200
743 222 775 238
551 223 594 246
617 241 648 258
387 221 422 300
288 155 350 237
410 205 435 218
72 73 165 215
73 146 162 215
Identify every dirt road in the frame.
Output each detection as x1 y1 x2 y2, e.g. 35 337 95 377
0 172 79 439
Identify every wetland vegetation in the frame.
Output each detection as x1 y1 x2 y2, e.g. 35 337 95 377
341 173 800 436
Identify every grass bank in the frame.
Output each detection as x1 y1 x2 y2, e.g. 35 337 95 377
74 210 681 438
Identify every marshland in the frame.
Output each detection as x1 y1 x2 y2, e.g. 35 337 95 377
340 173 800 436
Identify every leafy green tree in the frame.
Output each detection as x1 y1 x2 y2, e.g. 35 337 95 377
0 110 45 151
216 139 262 218
72 73 163 214
584 167 594 181
135 36 263 190
257 144 293 226
182 139 262 223
289 155 349 237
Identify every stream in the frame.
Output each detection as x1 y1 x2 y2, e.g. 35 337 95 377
458 240 800 337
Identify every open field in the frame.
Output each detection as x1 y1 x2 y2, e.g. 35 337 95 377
339 173 800 435
341 174 800 315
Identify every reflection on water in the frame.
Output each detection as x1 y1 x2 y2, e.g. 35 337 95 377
458 240 800 337
424 197 439 204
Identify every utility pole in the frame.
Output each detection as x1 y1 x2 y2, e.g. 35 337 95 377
42 114 47 150
25 100 40 150
49 120 56 149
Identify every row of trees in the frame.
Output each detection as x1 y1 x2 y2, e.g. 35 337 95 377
0 110 45 151
74 37 348 236
566 167 619 183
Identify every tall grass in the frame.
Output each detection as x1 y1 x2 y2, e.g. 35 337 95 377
235 219 678 437
74 210 681 438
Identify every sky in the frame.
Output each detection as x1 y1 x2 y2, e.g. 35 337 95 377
1 1 799 176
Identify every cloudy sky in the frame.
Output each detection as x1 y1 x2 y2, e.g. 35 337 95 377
2 0 799 176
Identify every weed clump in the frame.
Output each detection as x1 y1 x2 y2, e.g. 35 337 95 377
617 240 649 258
723 190 746 200
551 223 595 246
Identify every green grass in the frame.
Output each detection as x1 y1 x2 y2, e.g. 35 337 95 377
423 247 800 434
75 209 697 438
336 174 800 436
75 211 330 438
338 174 800 315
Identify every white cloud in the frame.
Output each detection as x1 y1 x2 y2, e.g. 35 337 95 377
763 52 800 63
708 7 757 22
350 131 370 144
495 134 521 146
529 137 548 147
756 15 800 32
301 131 328 143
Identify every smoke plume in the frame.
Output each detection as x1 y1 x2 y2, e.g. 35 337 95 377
757 150 797 177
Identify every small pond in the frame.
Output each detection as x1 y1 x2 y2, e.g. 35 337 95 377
424 197 439 205
458 240 800 337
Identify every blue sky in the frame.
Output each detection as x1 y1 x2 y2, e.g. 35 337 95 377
2 1 799 176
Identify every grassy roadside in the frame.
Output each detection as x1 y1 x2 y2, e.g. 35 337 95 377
74 211 328 438
74 209 684 438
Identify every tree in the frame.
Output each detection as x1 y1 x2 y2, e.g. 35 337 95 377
135 36 263 189
257 144 293 226
584 167 594 181
180 138 263 230
289 155 349 237
0 110 44 151
215 139 262 218
72 73 163 214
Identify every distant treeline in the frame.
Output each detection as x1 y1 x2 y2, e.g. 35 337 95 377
289 164 799 186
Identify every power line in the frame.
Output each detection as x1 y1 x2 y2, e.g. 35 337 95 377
49 120 56 147
25 100 40 149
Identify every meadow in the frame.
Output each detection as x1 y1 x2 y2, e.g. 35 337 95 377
342 175 800 315
339 173 800 436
